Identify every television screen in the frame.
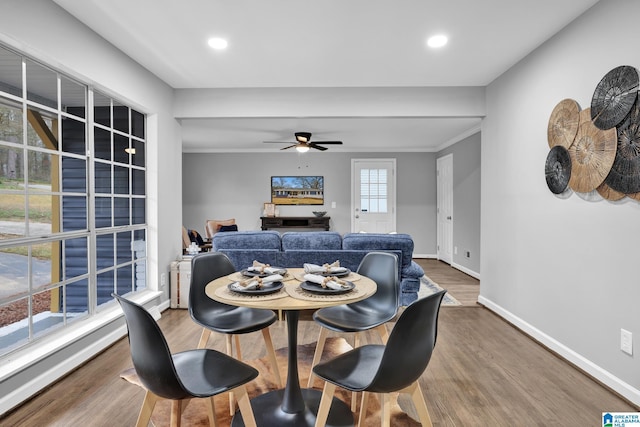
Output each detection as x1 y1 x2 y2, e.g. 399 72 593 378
271 176 324 205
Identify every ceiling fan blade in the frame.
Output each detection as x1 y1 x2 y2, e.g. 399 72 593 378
280 144 297 150
309 143 328 151
264 141 289 143
313 141 342 145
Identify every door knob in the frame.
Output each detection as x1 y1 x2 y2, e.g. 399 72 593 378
447 216 452 220
355 215 359 218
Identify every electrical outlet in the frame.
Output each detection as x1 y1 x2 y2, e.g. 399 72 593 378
331 201 336 208
621 329 633 355
465 250 470 258
454 247 458 255
161 273 167 288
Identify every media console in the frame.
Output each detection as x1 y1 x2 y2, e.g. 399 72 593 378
260 216 330 231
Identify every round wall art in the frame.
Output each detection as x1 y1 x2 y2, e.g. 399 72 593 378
547 98 580 148
590 65 639 130
568 108 617 193
545 145 572 194
604 98 640 194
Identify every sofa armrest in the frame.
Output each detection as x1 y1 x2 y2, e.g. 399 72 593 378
402 260 424 279
342 233 415 268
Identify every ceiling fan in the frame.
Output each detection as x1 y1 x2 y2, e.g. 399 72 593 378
264 132 343 152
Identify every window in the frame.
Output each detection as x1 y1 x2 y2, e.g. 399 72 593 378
0 45 147 356
360 168 388 213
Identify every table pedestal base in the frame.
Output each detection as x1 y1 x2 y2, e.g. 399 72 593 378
231 388 353 427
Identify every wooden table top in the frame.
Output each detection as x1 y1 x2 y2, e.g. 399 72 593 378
205 268 377 311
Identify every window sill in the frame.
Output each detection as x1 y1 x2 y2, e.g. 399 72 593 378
0 289 163 382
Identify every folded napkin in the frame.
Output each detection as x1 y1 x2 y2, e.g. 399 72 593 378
230 274 283 291
247 260 282 275
303 274 350 291
303 261 348 274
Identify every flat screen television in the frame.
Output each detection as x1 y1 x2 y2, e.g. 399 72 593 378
271 176 324 205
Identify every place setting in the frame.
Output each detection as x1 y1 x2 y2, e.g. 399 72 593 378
287 261 371 301
293 261 361 282
227 260 292 282
216 261 289 301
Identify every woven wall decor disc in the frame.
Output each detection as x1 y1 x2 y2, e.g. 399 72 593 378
596 181 626 201
568 108 617 193
547 98 580 148
628 191 640 201
590 65 639 130
604 99 640 194
545 146 572 194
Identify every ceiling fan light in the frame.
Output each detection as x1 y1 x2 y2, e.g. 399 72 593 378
427 34 448 48
296 144 310 153
208 37 228 50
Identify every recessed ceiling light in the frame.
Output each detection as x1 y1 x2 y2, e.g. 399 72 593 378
208 37 228 50
427 34 448 48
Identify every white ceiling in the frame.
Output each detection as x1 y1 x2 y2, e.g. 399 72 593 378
53 0 600 152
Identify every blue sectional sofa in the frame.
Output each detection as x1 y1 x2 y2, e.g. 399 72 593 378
211 230 424 305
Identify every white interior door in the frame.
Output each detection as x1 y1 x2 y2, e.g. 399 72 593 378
437 154 453 264
351 159 396 233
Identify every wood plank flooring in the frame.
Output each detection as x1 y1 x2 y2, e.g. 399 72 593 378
1 260 637 426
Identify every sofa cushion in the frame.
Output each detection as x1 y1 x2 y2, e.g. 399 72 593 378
342 233 415 267
212 230 281 251
281 231 342 251
277 249 392 272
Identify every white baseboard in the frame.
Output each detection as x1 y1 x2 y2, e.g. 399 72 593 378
451 262 480 280
478 295 640 406
412 253 437 259
413 254 481 280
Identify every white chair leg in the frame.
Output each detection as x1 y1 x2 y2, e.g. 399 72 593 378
262 328 283 388
307 327 328 388
314 381 337 427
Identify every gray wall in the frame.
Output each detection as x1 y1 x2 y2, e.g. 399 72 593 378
438 131 481 276
482 0 639 403
182 151 438 255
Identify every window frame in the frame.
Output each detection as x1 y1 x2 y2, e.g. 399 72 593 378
0 44 148 357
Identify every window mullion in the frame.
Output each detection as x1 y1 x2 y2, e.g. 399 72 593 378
87 89 97 315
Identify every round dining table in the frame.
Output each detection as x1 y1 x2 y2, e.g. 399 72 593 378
205 268 377 427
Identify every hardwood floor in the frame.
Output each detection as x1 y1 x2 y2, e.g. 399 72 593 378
2 260 637 426
414 258 480 306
